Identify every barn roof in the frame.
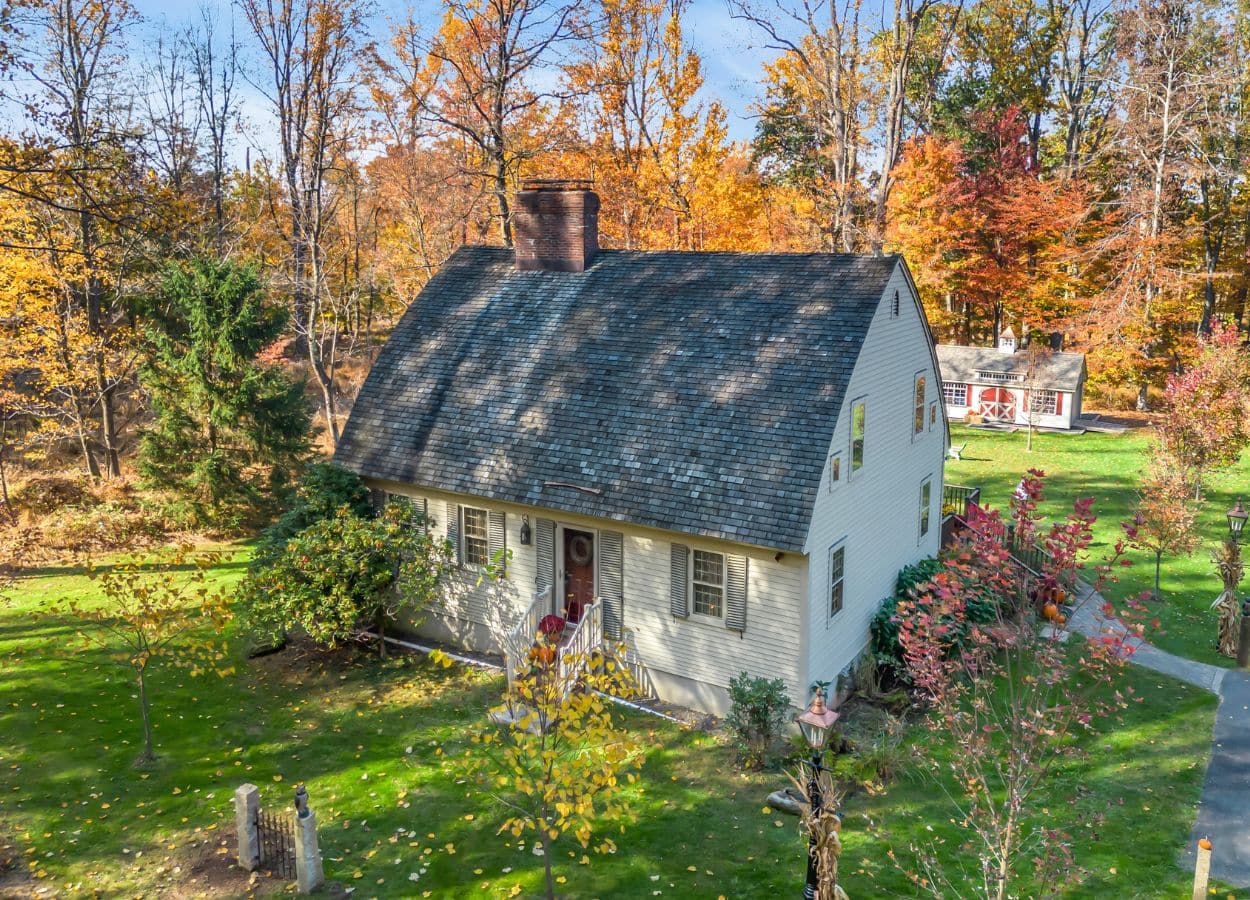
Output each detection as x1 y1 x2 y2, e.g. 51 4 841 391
935 343 1086 391
334 246 901 551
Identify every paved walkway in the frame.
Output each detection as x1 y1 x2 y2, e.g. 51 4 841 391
1065 583 1225 694
1066 585 1249 886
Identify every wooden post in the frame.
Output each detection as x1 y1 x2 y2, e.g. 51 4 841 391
1193 837 1213 900
234 784 260 871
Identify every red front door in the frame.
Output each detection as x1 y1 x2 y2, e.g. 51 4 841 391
562 529 595 624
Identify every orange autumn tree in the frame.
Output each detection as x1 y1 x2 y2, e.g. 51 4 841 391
887 110 1089 344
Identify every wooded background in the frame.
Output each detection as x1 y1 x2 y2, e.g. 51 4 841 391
0 0 1245 483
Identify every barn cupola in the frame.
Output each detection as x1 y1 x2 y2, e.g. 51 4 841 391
513 179 600 273
999 326 1017 353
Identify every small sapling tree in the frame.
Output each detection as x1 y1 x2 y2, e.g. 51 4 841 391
239 501 454 655
1126 461 1200 600
46 546 234 764
893 469 1143 899
460 646 644 900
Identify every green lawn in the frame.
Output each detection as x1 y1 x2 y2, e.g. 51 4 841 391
0 551 1221 897
946 423 1250 667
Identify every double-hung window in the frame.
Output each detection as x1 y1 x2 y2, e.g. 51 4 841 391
461 506 489 566
829 544 845 618
919 477 932 539
850 400 866 473
692 550 726 618
913 374 926 436
828 452 842 489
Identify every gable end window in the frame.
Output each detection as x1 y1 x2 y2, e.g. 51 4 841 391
692 550 726 618
850 399 866 473
461 506 489 566
929 401 938 430
919 478 932 539
829 544 845 618
891 290 900 317
828 452 842 489
913 374 926 436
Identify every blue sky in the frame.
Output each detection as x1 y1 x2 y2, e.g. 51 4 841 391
133 0 774 145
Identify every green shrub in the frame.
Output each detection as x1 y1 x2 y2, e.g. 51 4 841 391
256 462 374 560
872 556 1004 681
725 672 792 769
238 500 453 655
871 558 941 677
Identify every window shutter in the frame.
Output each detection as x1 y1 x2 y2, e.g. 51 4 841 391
966 384 973 405
535 518 556 590
725 555 748 632
488 511 506 575
446 501 462 565
599 531 624 640
369 488 386 514
1055 392 1064 415
670 544 689 618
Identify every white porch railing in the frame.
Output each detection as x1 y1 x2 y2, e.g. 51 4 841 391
504 586 550 686
557 598 603 694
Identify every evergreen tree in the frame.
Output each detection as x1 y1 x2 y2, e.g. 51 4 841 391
139 257 310 529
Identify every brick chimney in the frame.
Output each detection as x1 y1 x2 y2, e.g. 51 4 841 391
512 179 599 272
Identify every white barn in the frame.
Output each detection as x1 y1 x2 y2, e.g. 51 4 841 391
936 330 1087 431
334 181 947 715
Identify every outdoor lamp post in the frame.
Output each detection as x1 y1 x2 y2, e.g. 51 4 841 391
797 687 839 900
1229 499 1247 543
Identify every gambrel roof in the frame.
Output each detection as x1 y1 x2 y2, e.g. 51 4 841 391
334 246 901 551
935 344 1086 392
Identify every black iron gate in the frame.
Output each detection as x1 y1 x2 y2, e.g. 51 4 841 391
256 807 295 878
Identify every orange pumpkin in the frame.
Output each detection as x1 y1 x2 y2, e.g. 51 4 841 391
1042 601 1059 622
1056 613 1067 625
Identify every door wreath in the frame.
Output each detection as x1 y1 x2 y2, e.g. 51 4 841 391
568 534 593 566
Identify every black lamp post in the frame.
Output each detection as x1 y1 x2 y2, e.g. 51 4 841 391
796 687 839 899
1229 499 1247 543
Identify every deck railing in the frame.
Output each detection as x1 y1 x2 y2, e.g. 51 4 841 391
504 586 550 686
942 483 982 520
557 599 603 695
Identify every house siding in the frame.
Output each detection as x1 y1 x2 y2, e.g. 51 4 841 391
804 266 946 698
366 480 807 716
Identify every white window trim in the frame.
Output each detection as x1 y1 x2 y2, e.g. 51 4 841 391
912 371 926 439
827 452 842 491
919 477 932 542
689 548 727 624
849 397 866 477
827 541 846 624
461 505 490 568
943 381 968 406
1031 389 1059 416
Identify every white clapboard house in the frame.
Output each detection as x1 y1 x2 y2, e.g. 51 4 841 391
334 180 948 715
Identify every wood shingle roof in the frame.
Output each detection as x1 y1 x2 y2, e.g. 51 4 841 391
334 246 899 551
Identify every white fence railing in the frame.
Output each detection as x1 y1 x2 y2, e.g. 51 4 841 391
557 599 602 694
504 586 550 686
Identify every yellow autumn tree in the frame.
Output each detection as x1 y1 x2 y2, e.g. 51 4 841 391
568 0 767 250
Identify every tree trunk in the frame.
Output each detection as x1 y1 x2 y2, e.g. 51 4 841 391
542 833 556 900
1155 551 1163 599
137 667 156 763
